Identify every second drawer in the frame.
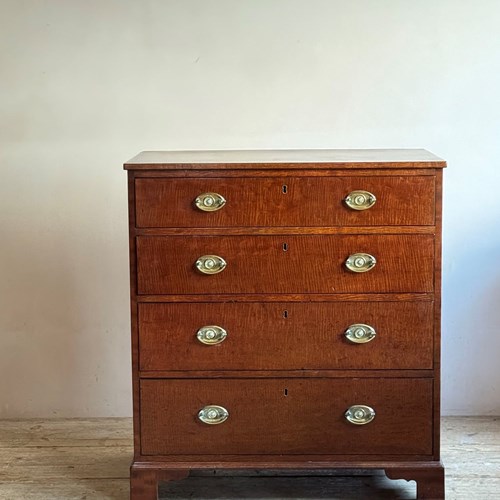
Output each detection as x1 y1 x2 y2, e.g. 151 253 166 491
136 234 435 294
138 301 434 371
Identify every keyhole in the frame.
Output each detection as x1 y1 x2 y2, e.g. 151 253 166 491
283 310 288 319
283 242 288 251
284 389 288 396
282 185 288 194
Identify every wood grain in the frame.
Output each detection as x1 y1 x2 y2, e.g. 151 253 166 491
1 417 496 500
138 301 434 371
139 378 433 456
128 171 142 460
0 418 132 448
136 293 434 303
124 149 446 170
136 234 435 295
433 169 443 461
139 370 434 379
133 168 436 178
125 151 445 499
135 226 437 236
135 176 435 228
386 463 444 499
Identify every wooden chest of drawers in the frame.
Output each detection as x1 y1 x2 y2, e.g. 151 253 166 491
125 149 446 499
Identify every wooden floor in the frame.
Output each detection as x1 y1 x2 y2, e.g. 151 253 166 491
0 417 498 499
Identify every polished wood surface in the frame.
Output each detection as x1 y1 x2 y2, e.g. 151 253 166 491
136 226 436 236
140 378 433 456
124 149 446 169
138 301 434 371
433 169 444 461
2 417 496 500
130 468 189 500
135 175 435 227
134 168 437 178
137 292 434 303
136 234 435 295
139 369 434 379
386 464 445 499
139 368 433 379
128 172 141 459
125 150 445 499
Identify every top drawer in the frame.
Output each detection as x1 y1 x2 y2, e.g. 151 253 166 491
135 176 435 228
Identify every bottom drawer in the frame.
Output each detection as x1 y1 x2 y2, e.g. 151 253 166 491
140 378 433 456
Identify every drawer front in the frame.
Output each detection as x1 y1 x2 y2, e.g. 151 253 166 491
139 302 434 371
135 176 435 228
136 235 434 295
140 378 433 456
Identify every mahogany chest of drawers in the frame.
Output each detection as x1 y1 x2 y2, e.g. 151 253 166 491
124 149 446 499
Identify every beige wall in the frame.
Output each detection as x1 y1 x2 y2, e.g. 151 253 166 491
1 0 499 417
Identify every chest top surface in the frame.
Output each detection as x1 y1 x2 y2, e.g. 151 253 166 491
124 148 446 170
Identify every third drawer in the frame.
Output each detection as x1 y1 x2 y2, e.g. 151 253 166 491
138 301 434 371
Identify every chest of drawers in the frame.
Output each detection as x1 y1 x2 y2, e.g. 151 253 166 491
125 149 446 499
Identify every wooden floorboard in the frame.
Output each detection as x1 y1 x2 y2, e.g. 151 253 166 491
0 417 497 499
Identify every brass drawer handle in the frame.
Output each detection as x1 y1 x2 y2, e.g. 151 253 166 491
195 192 226 212
197 325 227 345
345 405 376 425
195 255 227 274
345 253 376 273
345 190 376 211
198 405 229 425
344 324 376 344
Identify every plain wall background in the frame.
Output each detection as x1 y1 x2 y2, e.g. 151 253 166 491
1 0 499 417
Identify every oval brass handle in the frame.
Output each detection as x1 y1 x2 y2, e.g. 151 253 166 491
197 325 227 345
195 255 227 274
345 405 376 425
198 405 229 425
345 253 377 273
195 192 226 212
344 324 376 344
345 190 376 211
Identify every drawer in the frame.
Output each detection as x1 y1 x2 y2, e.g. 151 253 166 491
138 302 434 371
140 378 433 456
136 234 434 295
135 176 435 228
